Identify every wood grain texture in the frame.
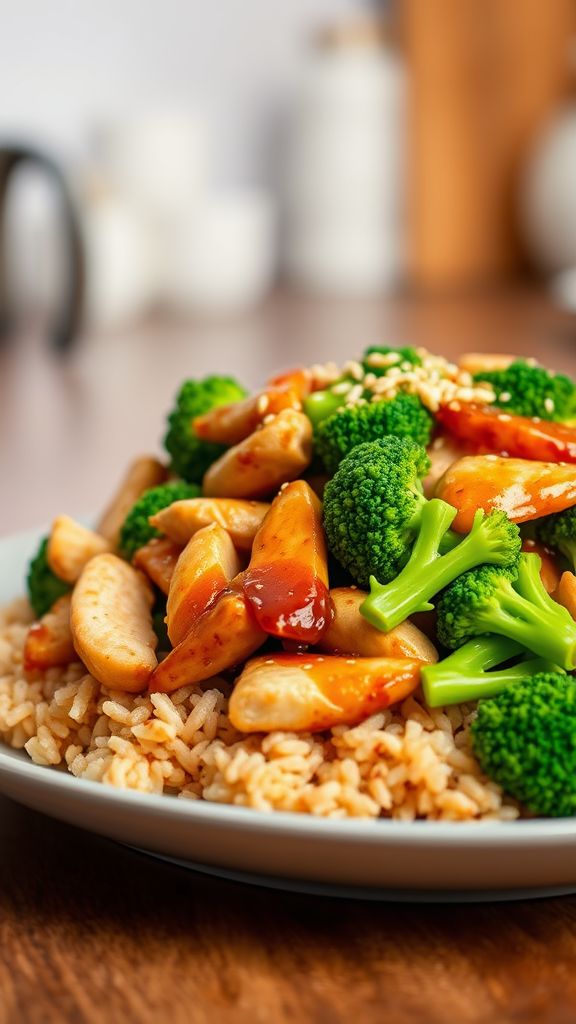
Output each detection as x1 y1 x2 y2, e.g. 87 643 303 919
1 288 576 1022
3 795 576 1024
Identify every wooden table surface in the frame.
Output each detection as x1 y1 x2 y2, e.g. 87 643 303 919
1 287 576 1024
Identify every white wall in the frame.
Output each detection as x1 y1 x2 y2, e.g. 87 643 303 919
0 0 366 184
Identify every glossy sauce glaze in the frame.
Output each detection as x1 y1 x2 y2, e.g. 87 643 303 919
243 563 333 644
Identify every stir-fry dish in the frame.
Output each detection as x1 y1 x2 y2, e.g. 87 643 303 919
2 346 576 819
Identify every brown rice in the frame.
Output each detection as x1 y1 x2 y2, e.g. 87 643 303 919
0 598 519 821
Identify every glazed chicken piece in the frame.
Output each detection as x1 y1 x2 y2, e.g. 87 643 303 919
133 537 183 595
71 554 157 692
202 409 312 499
316 588 438 662
47 516 112 583
150 586 266 694
243 480 332 644
150 498 269 552
437 455 576 532
436 403 576 463
229 654 422 732
193 386 302 446
24 595 78 671
166 523 241 646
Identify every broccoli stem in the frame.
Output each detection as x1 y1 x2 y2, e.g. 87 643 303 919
421 636 555 707
303 389 345 428
361 501 510 633
472 580 576 669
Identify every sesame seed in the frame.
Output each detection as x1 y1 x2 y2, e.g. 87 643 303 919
499 391 511 402
331 380 352 395
257 394 270 415
302 348 499 414
365 352 400 367
343 360 364 381
347 384 364 404
544 397 555 414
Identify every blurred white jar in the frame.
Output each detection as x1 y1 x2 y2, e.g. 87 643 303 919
93 110 212 221
81 187 155 329
166 190 276 315
284 21 405 295
521 104 576 275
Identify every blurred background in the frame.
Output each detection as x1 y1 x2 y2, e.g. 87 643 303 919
1 0 576 529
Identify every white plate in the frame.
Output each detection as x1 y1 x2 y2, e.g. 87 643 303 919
2 526 576 901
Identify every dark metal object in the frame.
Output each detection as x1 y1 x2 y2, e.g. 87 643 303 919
0 144 84 352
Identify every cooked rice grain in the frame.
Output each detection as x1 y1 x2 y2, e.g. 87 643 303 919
0 599 518 820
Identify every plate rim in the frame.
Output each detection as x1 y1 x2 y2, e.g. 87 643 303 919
1 745 575 846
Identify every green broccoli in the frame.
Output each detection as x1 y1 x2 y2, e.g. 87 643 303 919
535 507 576 573
472 672 576 817
473 359 576 421
323 437 431 587
362 345 422 376
437 553 576 669
26 536 72 618
322 437 474 590
303 347 423 428
360 501 520 634
315 393 434 475
421 635 558 708
119 481 200 561
164 376 247 482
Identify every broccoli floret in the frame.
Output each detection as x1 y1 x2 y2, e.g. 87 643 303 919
363 345 422 376
437 553 576 669
472 673 576 817
473 359 576 421
119 481 200 561
323 437 431 587
303 347 423 428
421 635 558 708
535 507 576 573
315 394 434 475
164 376 247 482
26 536 72 618
361 502 520 634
